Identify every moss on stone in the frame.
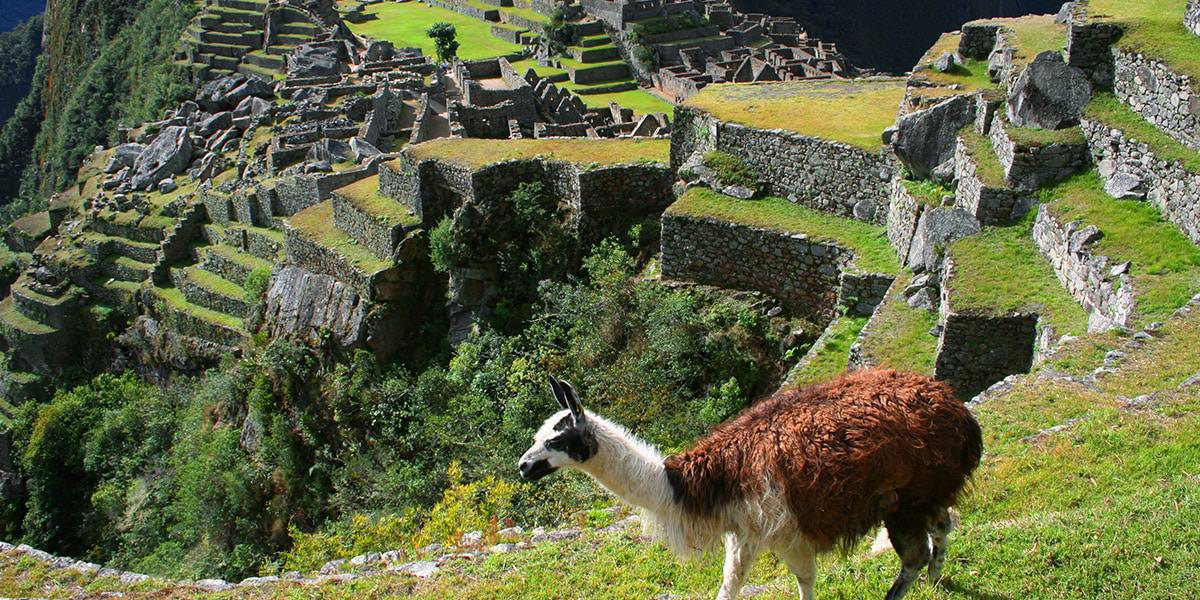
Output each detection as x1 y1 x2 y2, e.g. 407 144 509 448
0 297 56 335
667 188 899 274
684 79 907 151
407 137 671 169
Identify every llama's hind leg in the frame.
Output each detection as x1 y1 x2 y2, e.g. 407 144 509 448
883 513 931 600
776 540 817 600
926 506 954 584
717 533 760 600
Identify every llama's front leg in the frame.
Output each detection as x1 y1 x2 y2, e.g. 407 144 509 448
716 533 759 600
777 540 818 600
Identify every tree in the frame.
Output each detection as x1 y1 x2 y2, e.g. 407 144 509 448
426 22 459 64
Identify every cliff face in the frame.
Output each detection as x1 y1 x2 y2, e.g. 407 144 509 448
733 0 1066 72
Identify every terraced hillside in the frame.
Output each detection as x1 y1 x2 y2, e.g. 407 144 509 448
177 0 322 82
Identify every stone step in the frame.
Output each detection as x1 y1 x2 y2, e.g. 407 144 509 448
244 50 284 70
93 279 141 307
197 40 255 58
578 33 610 47
93 212 170 243
172 267 251 319
199 28 258 46
101 255 154 283
276 6 311 23
266 44 298 56
199 244 273 285
214 0 268 12
331 175 420 260
0 296 61 343
81 233 161 264
149 285 247 348
572 20 605 37
198 16 254 34
221 224 285 260
283 200 394 296
203 53 242 71
271 33 311 47
238 61 279 81
571 44 620 63
563 59 630 84
276 22 318 36
11 282 83 329
207 6 266 27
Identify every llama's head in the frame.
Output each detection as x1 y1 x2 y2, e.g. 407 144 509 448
517 377 598 481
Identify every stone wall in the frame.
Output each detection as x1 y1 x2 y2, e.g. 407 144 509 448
1031 204 1136 331
1081 118 1200 245
958 23 1001 60
934 256 1039 399
672 108 893 223
954 136 1036 225
1112 49 1200 150
887 179 925 266
661 213 893 320
990 115 1090 190
1066 17 1124 87
1187 0 1200 37
332 192 410 260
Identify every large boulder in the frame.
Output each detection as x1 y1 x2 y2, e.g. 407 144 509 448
891 94 977 182
104 143 145 174
288 44 344 79
196 74 248 112
233 95 272 119
225 77 275 107
130 126 192 191
1006 51 1092 130
907 207 982 272
196 111 232 137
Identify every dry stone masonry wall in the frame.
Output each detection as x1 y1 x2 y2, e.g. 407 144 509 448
1082 118 1200 244
954 136 1036 225
1112 49 1200 150
671 109 894 223
1032 204 1137 331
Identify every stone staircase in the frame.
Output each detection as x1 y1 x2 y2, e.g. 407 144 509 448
176 0 320 82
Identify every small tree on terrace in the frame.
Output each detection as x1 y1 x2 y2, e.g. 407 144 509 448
427 22 460 64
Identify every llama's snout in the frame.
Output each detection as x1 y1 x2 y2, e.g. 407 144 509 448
519 458 555 481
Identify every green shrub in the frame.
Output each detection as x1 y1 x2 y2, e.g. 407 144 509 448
244 267 271 302
703 151 758 189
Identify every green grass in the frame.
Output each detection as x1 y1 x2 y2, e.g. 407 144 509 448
945 212 1090 336
702 152 757 188
1043 171 1200 325
685 79 907 151
1084 92 1200 172
856 273 940 375
204 244 273 274
0 297 56 335
958 128 1007 187
783 315 871 389
508 58 568 79
407 137 671 168
1004 124 1087 148
185 267 246 300
345 1 522 60
334 175 419 226
562 86 675 115
901 178 953 207
973 13 1066 67
152 286 243 330
914 32 996 90
286 201 392 275
668 188 900 274
1090 0 1200 90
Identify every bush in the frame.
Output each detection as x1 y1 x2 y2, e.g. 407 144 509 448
703 151 758 189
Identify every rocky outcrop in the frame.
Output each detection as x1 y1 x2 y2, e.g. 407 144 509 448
130 126 192 191
906 207 982 273
263 265 369 350
891 93 977 182
1006 51 1092 130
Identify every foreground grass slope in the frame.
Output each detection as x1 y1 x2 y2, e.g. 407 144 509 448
5 301 1198 598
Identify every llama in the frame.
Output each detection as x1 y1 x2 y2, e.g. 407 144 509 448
518 370 983 600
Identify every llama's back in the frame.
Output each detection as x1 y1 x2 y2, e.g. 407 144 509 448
663 369 982 550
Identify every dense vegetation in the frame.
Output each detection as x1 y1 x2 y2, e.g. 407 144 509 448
0 0 198 219
1 241 795 579
0 15 43 128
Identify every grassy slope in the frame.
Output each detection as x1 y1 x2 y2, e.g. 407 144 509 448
345 2 522 61
684 80 907 151
856 273 940 375
783 315 871 389
9 304 1199 599
1044 172 1200 325
667 188 899 274
946 212 1090 337
1089 0 1200 88
406 137 671 168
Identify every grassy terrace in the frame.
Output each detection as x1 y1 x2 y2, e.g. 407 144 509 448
562 86 675 116
1044 172 1200 324
667 188 900 274
184 266 245 300
406 137 671 168
915 32 994 90
856 273 940 375
151 286 243 330
946 212 1090 336
972 13 1066 68
959 128 1007 187
783 315 870 389
684 79 908 152
334 175 420 226
1003 123 1088 148
287 201 392 275
345 1 522 60
0 297 55 334
1090 0 1200 88
1085 92 1200 172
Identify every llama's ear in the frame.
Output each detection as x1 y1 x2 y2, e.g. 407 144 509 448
559 380 586 422
548 376 569 411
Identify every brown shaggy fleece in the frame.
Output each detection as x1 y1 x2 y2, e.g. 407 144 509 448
663 369 983 550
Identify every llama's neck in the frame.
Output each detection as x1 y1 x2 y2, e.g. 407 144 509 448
577 416 674 515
